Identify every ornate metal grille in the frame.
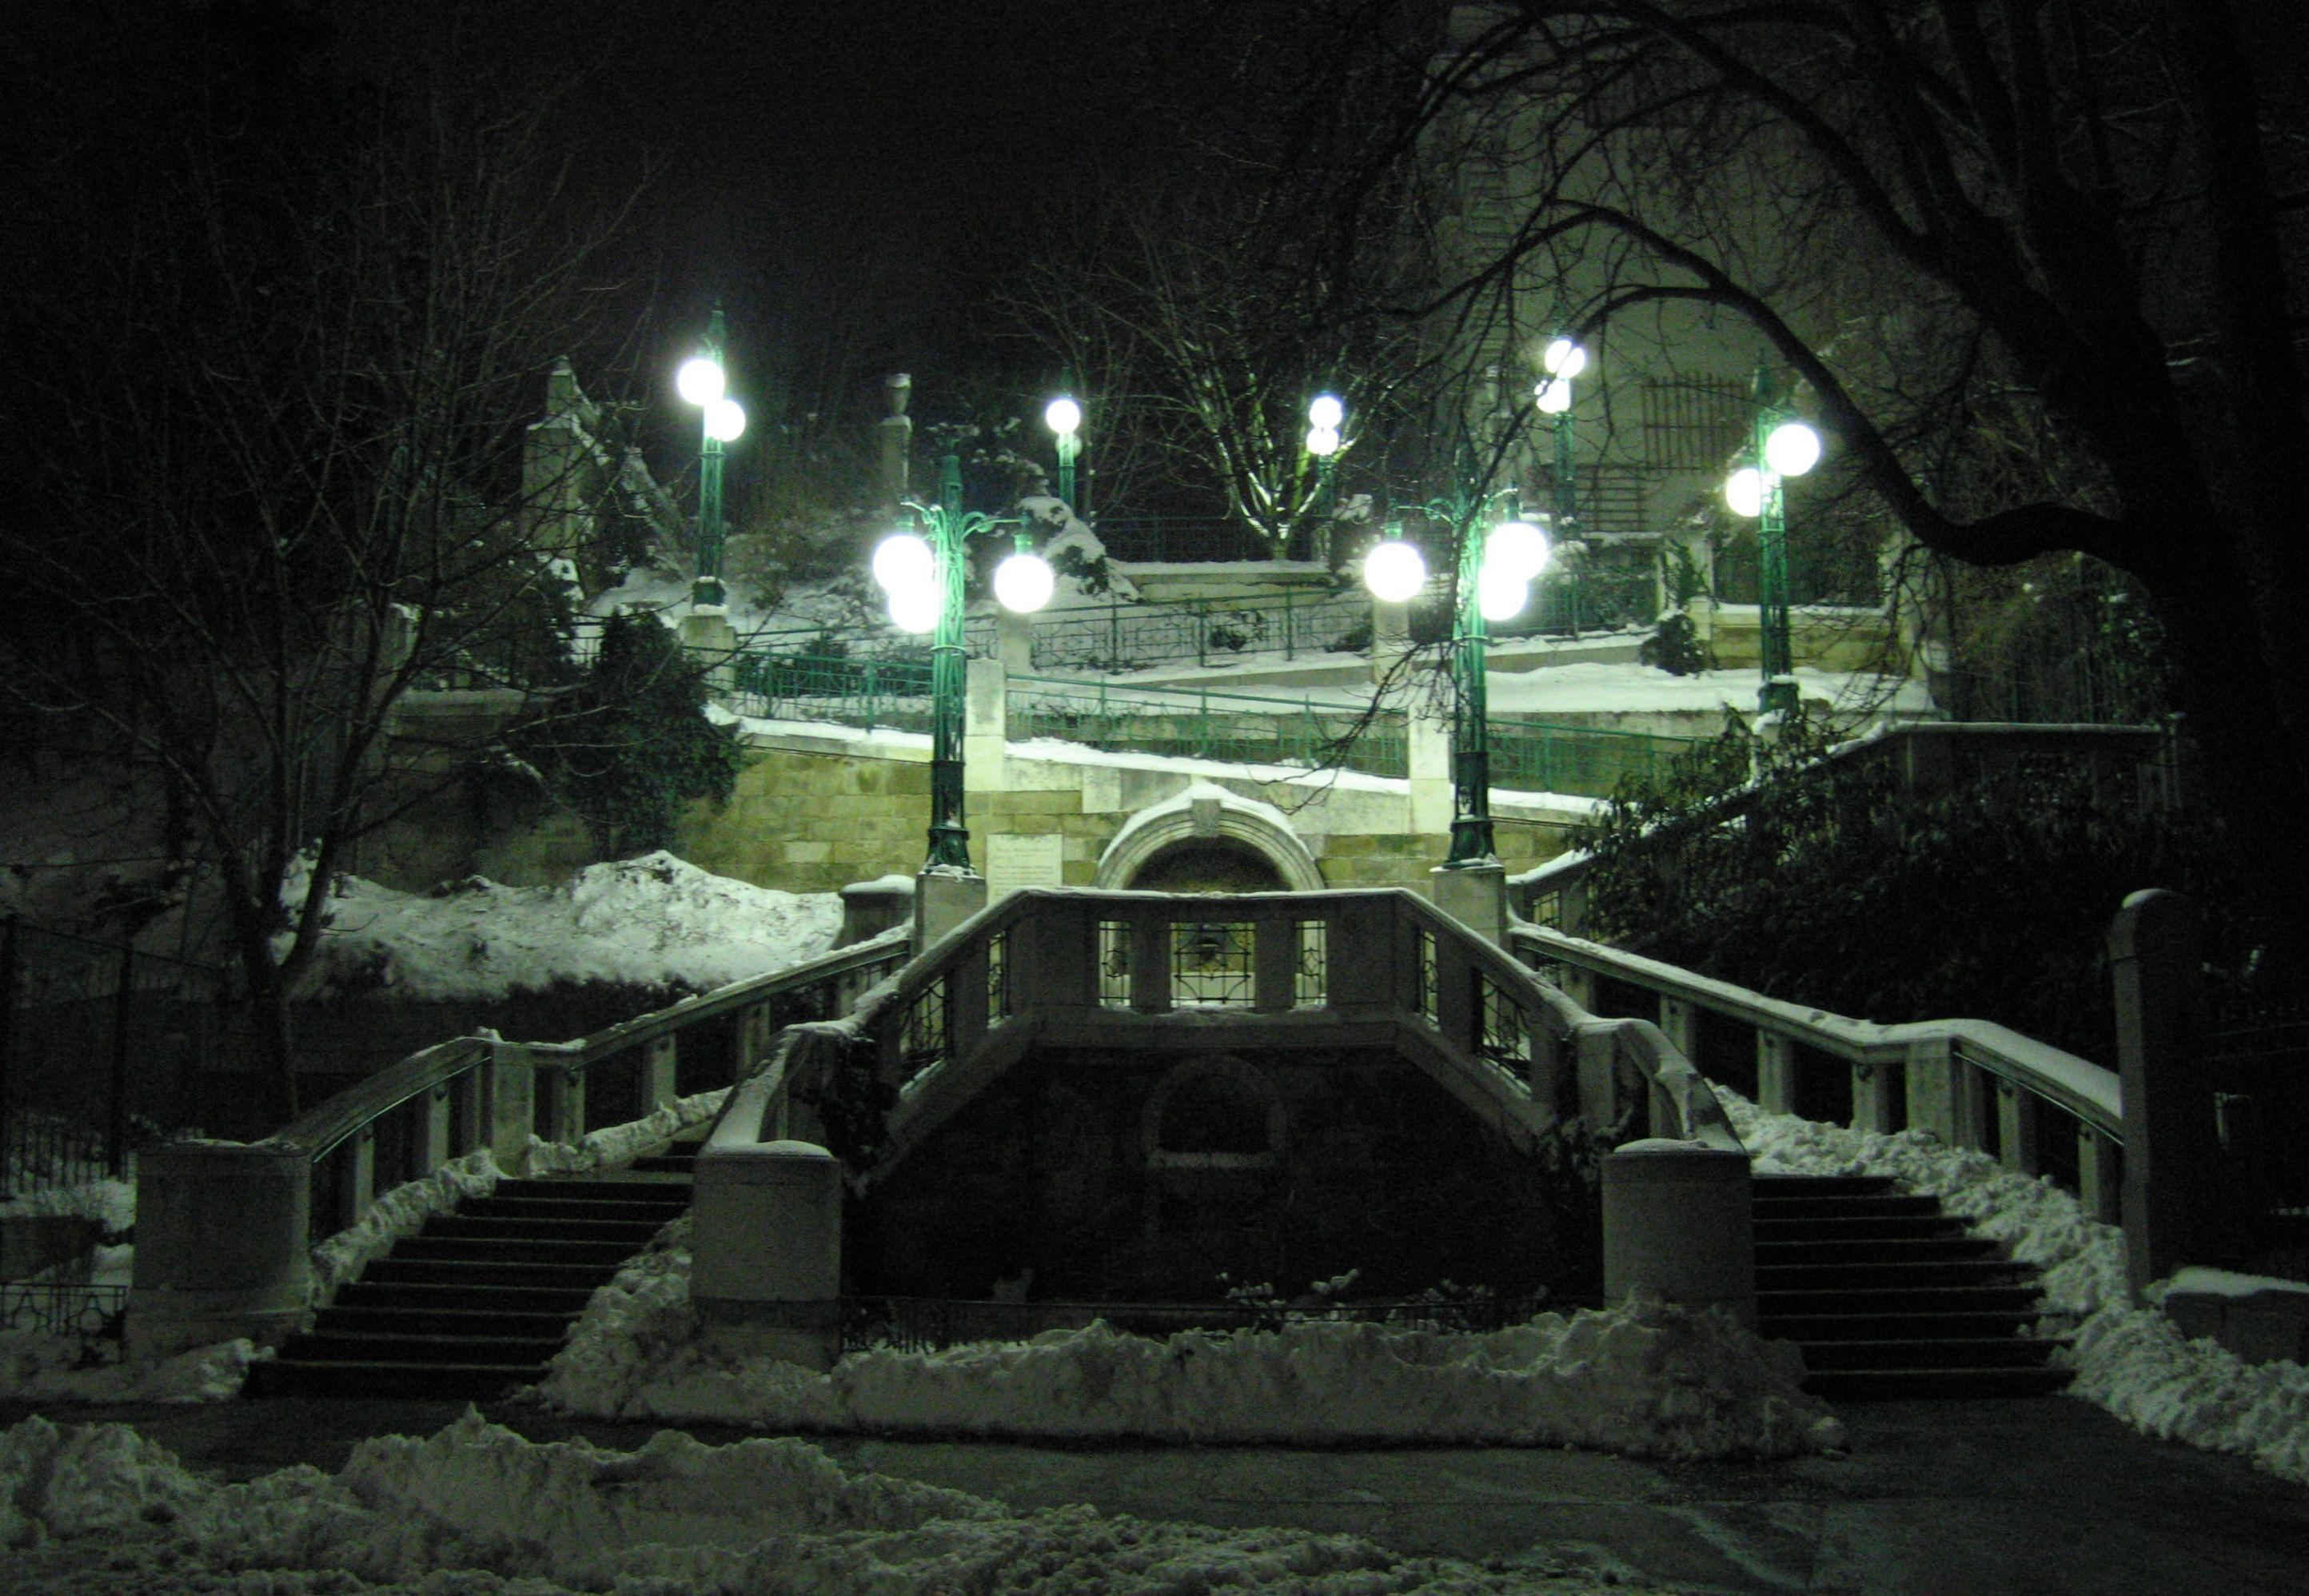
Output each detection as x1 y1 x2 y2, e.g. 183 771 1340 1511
1417 930 1439 1022
1477 975 1529 1075
1294 920 1328 1007
1172 921 1255 1007
1098 922 1132 1008
901 976 950 1075
987 930 1011 1019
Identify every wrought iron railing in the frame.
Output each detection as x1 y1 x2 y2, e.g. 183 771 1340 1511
1007 675 1409 778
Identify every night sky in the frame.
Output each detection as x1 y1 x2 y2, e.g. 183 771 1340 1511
331 0 1194 421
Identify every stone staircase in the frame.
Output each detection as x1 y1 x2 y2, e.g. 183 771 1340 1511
1754 1172 2072 1400
251 1148 694 1400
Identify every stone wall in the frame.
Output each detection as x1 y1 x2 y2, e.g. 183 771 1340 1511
849 1043 1592 1303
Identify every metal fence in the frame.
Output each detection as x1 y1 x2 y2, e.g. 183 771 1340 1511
1487 719 1701 797
728 649 937 732
2199 987 2309 1264
1007 676 1409 778
843 1292 1551 1353
1 920 221 1202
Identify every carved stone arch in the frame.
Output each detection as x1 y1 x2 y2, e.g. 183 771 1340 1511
1095 781 1325 892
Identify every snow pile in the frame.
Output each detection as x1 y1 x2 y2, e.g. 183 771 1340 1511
0 1171 135 1235
0 1335 258 1406
1481 661 1935 720
0 1410 1655 1594
298 852 841 1001
1727 1091 2309 1482
540 1232 1842 1459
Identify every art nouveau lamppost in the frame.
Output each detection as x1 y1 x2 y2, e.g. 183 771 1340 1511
676 308 748 607
1724 365 1822 717
871 453 1055 874
1045 392 1084 514
1533 336 1588 628
1360 493 1550 866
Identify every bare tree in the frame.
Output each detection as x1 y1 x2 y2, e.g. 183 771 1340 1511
1368 0 2309 895
0 47 639 1121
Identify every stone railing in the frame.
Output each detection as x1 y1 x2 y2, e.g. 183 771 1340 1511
693 887 1755 1361
127 930 910 1358
1509 921 2126 1227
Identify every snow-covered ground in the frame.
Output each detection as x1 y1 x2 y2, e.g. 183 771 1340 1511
1729 1089 2309 1483
294 852 842 1001
0 1409 1690 1594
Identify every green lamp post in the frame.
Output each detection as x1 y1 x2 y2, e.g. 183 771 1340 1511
1725 365 1822 718
676 307 747 608
872 453 1055 871
1044 393 1083 514
1534 335 1588 628
1361 482 1550 865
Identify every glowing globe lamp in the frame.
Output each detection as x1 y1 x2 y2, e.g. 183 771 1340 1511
1362 539 1428 603
1725 466 1765 519
992 550 1056 614
1485 518 1549 583
676 356 724 408
1765 419 1822 477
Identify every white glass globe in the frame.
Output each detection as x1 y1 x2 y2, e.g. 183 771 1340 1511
871 532 934 593
1533 377 1572 415
1362 539 1428 602
887 584 941 634
1044 396 1082 437
1485 519 1550 583
1765 419 1822 477
1725 466 1765 518
676 355 724 407
1305 424 1341 458
1542 337 1588 379
1308 393 1345 429
993 550 1055 613
704 397 747 443
1478 567 1529 622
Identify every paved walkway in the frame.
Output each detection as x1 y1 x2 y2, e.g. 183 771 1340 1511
6 1392 2304 1594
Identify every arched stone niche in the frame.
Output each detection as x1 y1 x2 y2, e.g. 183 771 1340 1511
1095 780 1324 892
1140 1052 1287 1239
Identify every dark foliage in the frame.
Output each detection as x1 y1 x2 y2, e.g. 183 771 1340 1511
1573 716 2240 1062
509 616 741 856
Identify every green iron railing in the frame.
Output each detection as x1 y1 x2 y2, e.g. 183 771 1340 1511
1485 718 1701 798
728 650 935 733
1008 676 1409 779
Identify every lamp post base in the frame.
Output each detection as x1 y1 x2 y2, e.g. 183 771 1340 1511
914 868 987 948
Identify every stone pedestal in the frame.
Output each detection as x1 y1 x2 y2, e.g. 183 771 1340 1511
1601 1139 1755 1325
680 606 739 691
1430 861 1507 948
128 1143 313 1359
837 876 915 946
1371 597 1411 684
915 868 988 948
692 1129 844 1371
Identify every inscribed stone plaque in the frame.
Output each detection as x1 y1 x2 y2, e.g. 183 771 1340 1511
985 832 1064 900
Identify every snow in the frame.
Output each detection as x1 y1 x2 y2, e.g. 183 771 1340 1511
538 1221 1844 1459
0 1409 1677 1594
297 852 843 1001
2167 1267 2309 1299
1726 1089 2309 1483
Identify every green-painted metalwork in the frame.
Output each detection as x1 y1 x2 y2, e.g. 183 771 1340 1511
1485 717 1701 799
1007 675 1408 779
925 455 975 870
693 305 729 608
1750 364 1800 719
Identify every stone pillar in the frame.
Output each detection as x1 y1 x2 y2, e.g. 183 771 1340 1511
692 1131 844 1371
1601 1139 1755 1325
1756 1031 1797 1115
915 869 988 948
1904 1035 1956 1143
877 373 913 512
1429 861 1507 948
836 876 915 947
964 656 1006 793
1408 702 1454 838
997 607 1034 674
2111 888 2203 1294
680 606 738 692
1370 596 1411 684
128 1143 313 1358
489 1040 537 1175
1851 1059 1902 1135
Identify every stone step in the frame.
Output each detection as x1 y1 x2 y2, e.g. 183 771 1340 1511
275 1330 565 1367
422 1215 665 1244
1796 1335 2068 1371
1757 1235 2001 1267
250 1358 548 1401
1802 1364 2074 1401
390 1235 638 1267
331 1279 597 1316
